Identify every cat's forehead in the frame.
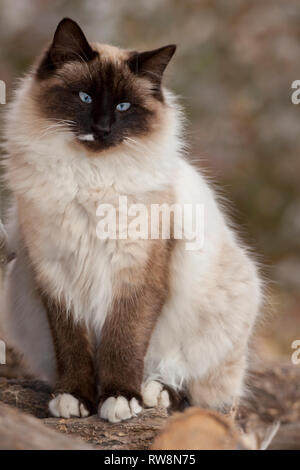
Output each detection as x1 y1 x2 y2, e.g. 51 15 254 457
57 45 129 82
55 43 152 96
92 42 129 63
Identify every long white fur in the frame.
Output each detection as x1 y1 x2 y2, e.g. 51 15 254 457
1 68 262 412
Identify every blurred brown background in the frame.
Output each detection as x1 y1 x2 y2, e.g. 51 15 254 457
0 0 300 362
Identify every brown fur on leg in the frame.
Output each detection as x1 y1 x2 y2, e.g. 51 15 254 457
41 292 97 414
97 239 175 406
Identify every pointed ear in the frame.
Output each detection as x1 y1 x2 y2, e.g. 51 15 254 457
50 18 96 65
37 18 97 78
128 45 176 86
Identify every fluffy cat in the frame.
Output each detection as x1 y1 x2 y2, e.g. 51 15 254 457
1 18 262 422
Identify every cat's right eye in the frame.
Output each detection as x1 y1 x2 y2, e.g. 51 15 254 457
79 91 92 104
116 102 131 112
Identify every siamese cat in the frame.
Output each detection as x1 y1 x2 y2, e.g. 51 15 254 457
1 18 262 422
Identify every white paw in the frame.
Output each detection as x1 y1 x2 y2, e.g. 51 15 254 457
142 380 170 408
48 393 90 418
99 396 142 423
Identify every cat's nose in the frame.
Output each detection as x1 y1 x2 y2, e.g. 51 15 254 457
91 123 111 137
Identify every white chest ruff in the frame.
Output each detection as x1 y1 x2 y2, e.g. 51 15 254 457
25 174 155 333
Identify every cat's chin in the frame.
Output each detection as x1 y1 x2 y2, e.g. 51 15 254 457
76 135 122 153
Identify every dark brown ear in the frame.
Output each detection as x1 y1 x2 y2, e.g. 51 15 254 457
128 45 176 90
37 18 97 79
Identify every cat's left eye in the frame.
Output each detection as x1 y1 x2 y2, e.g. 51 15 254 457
116 102 131 112
79 91 92 104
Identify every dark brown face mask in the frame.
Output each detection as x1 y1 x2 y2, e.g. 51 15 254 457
35 17 176 152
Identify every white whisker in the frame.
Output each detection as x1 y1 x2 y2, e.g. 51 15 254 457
78 134 95 142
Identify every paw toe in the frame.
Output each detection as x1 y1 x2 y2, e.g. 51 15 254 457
79 402 90 418
160 389 171 408
130 397 143 415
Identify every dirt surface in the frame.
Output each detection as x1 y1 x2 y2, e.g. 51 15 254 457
0 356 299 450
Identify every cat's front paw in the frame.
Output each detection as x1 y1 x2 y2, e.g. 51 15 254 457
98 396 142 423
49 393 90 418
142 380 170 408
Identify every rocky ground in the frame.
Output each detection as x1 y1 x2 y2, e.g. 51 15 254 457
0 351 299 450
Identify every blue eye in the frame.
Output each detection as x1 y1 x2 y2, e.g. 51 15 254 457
116 102 131 112
79 91 92 104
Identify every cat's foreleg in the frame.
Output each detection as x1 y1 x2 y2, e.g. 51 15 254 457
42 294 97 418
97 240 173 423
